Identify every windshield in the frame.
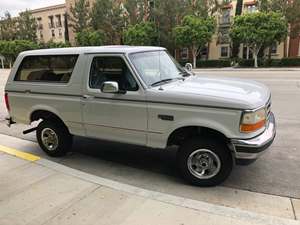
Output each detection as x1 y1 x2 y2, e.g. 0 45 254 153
129 51 186 87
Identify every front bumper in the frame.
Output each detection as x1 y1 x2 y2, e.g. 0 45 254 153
231 112 276 165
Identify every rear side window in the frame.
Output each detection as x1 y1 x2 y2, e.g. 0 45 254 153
14 55 79 83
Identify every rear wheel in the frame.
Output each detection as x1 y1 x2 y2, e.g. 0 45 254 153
177 137 233 186
36 120 72 157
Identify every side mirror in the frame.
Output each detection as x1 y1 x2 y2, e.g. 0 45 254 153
185 63 193 72
101 81 119 93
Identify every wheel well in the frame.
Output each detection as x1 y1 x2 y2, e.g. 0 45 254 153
30 110 68 129
167 126 229 146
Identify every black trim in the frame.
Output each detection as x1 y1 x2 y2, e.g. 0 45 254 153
85 123 162 134
14 54 79 83
6 90 244 111
158 115 174 121
6 90 81 98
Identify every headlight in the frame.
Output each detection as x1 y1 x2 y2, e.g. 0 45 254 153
240 108 266 133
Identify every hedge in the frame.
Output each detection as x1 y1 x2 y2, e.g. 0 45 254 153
237 58 300 67
178 59 231 68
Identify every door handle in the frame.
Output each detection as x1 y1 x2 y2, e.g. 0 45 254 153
82 94 93 99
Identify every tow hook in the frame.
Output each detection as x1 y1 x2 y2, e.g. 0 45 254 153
23 127 37 135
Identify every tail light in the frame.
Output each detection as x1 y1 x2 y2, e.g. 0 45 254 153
4 93 10 111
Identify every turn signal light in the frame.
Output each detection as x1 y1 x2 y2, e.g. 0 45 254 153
240 119 266 133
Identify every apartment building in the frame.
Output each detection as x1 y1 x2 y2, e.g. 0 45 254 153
176 0 300 62
30 4 68 43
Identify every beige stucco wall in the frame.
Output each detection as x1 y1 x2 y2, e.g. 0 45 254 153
31 4 67 43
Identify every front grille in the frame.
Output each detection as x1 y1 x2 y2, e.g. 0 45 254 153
266 99 271 120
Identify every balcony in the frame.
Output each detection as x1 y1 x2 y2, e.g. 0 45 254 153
48 23 55 29
55 22 63 28
218 16 233 27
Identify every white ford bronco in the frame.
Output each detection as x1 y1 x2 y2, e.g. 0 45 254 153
4 46 276 186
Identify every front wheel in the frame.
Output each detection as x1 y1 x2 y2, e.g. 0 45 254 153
36 120 73 157
177 138 233 186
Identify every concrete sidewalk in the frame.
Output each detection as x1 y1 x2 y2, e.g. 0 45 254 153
0 135 300 225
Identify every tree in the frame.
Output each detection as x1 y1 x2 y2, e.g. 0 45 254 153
16 10 37 42
124 0 151 25
231 0 243 58
151 0 188 53
123 21 157 45
39 41 71 49
230 12 287 68
0 12 18 41
258 0 300 57
75 30 104 46
174 15 215 68
69 0 91 33
90 0 125 44
0 40 38 67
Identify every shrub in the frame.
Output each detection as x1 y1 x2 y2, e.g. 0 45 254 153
237 58 300 67
280 57 300 67
197 59 231 68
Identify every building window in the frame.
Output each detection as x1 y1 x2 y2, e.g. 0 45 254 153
245 4 257 13
220 46 229 58
51 30 55 37
48 16 54 28
180 48 189 60
40 31 43 39
271 44 277 54
58 29 62 37
220 9 231 24
56 14 62 27
37 17 43 30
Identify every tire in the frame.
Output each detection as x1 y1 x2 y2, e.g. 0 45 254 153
177 137 233 186
36 120 73 157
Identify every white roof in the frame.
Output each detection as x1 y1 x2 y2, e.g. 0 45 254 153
20 46 166 56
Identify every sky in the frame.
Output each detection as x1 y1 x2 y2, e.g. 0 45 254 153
0 0 65 17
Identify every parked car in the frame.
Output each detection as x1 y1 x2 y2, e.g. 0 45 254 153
4 46 276 186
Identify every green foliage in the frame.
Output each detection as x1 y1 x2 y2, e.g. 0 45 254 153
238 57 300 67
69 0 91 33
0 40 38 67
90 0 124 44
39 41 71 49
174 15 215 68
174 15 215 47
75 30 104 46
258 0 300 39
0 12 18 40
178 59 231 67
123 22 157 46
197 59 231 68
17 10 37 42
124 0 151 24
230 12 287 67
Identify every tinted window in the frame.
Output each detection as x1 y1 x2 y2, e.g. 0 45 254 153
15 55 78 83
89 57 138 91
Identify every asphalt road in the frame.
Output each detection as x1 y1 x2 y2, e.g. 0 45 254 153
0 69 300 199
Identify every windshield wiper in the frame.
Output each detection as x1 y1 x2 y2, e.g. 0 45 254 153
151 78 173 87
150 77 184 87
179 70 191 77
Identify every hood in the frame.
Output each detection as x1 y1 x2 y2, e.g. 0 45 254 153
147 75 270 110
